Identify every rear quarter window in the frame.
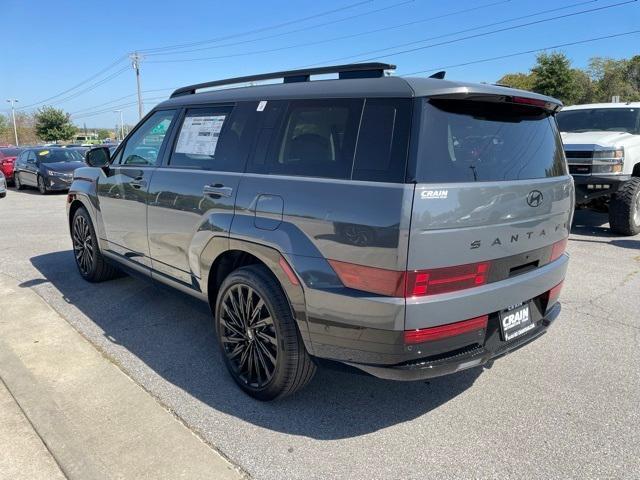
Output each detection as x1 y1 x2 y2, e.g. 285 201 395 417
412 99 567 183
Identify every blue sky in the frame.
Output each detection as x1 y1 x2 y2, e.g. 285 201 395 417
2 0 638 128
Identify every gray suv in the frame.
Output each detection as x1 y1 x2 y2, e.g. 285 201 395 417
68 63 572 400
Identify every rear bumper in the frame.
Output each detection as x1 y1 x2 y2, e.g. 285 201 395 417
573 174 630 204
345 302 561 381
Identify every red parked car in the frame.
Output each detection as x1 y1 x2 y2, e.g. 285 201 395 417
0 148 21 185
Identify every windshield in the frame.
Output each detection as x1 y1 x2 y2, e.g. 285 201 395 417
36 149 84 163
556 108 640 134
414 99 567 183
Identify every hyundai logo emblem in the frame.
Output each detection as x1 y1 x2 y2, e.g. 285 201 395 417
527 190 543 207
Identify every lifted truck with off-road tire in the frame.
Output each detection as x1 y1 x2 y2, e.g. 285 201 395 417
557 102 640 235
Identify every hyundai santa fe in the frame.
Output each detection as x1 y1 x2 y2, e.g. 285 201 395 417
67 63 572 400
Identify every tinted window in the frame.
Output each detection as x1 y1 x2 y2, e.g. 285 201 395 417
34 149 83 163
266 99 362 179
169 104 256 172
556 108 640 134
352 98 411 183
120 110 175 166
414 99 567 183
0 148 20 157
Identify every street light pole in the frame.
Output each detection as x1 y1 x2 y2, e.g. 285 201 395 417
113 110 124 141
6 99 19 146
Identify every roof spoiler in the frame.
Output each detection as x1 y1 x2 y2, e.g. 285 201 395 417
170 62 397 98
428 90 563 113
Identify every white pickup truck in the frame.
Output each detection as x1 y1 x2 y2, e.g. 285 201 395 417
557 102 640 235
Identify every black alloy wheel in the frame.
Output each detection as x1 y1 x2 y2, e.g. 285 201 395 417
215 265 316 400
72 213 95 277
219 283 279 388
70 208 120 282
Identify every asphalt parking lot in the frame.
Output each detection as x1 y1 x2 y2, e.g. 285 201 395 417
0 189 638 479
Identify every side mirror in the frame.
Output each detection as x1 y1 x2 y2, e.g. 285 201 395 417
86 146 111 168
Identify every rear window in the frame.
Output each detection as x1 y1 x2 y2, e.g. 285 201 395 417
556 108 640 134
413 99 567 183
0 148 20 157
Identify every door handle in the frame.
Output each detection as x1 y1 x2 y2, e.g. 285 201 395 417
203 184 233 198
130 177 147 189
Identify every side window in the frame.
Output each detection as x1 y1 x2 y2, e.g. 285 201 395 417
120 110 176 166
352 98 412 183
266 99 362 179
28 151 37 163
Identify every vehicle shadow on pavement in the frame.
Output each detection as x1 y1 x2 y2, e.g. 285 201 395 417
571 210 640 249
27 250 482 440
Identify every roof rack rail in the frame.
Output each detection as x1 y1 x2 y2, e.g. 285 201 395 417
170 62 396 98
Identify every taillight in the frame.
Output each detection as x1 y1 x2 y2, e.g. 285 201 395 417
329 260 491 298
404 315 488 344
550 238 568 262
405 262 490 297
547 281 564 309
328 260 404 297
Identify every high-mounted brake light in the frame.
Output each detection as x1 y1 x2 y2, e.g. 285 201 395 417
550 238 568 262
512 96 549 108
406 262 490 297
329 260 491 298
404 315 488 344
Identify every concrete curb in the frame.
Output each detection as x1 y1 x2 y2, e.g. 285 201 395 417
0 273 245 480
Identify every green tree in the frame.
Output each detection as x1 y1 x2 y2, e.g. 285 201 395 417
95 128 113 140
531 52 583 104
0 115 8 139
34 106 77 142
589 57 640 102
497 72 536 91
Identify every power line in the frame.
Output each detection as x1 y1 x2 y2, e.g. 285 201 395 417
45 66 130 108
146 0 516 64
399 29 640 76
144 0 418 58
17 55 129 110
138 0 374 54
305 0 637 66
69 87 175 116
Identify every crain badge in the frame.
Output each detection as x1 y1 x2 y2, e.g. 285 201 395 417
421 189 448 200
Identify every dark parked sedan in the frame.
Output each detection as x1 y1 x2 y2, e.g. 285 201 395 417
14 147 85 194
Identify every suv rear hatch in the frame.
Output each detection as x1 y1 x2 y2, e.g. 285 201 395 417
405 97 572 330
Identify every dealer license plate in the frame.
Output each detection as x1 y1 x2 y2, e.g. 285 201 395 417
499 302 534 341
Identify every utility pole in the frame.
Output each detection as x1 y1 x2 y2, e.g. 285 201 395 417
113 110 124 140
130 52 144 120
6 99 19 146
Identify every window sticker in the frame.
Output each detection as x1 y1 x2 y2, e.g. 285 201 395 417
39 150 49 156
257 100 267 112
175 115 226 156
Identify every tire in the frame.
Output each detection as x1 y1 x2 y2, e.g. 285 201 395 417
37 175 48 195
214 265 316 400
609 177 640 236
14 173 23 190
71 207 120 282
